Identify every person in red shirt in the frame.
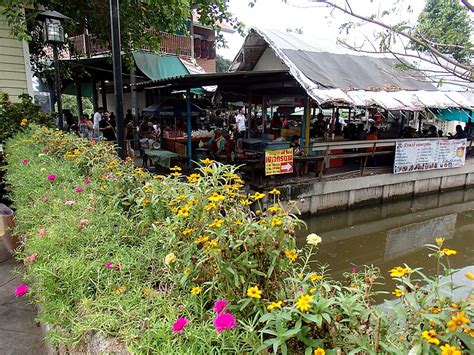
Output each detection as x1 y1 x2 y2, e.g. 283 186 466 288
366 125 378 166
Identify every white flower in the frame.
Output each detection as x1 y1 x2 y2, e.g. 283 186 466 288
164 252 177 266
306 233 322 246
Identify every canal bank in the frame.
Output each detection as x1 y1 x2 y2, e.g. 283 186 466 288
269 159 474 213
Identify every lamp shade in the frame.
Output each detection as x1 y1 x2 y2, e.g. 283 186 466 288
38 10 70 44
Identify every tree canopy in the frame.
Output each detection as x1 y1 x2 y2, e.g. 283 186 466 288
413 0 472 64
216 54 232 72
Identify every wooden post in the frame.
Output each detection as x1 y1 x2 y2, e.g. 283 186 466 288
262 96 267 134
75 77 83 120
186 89 192 162
101 80 108 110
304 97 312 154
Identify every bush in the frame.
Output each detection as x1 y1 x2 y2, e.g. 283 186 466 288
4 127 473 354
0 93 54 143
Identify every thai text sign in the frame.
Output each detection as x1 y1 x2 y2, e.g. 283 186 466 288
394 139 466 174
265 148 293 176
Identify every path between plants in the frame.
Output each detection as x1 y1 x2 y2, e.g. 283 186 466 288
0 242 47 354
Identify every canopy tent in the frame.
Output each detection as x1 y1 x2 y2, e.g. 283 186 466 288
142 100 205 120
433 109 472 123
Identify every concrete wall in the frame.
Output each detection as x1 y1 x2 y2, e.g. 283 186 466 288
268 160 474 214
0 13 33 102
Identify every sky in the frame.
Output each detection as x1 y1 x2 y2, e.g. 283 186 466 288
217 0 427 60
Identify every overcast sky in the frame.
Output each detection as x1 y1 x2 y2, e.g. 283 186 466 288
218 0 426 60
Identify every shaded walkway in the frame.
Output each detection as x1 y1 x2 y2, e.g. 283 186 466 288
0 242 46 354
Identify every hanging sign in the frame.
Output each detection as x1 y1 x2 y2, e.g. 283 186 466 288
394 139 466 174
265 148 294 176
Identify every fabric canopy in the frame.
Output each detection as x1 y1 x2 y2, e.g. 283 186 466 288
433 109 472 123
133 52 188 81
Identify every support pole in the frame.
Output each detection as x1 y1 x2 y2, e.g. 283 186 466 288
91 78 98 112
52 44 63 130
101 80 108 110
109 0 125 159
75 77 83 121
186 89 192 162
262 96 267 134
304 97 312 154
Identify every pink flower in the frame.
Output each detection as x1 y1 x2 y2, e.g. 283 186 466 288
83 179 91 185
213 313 236 333
38 228 45 237
29 253 38 262
74 187 84 193
15 284 29 297
42 147 49 152
22 159 29 165
213 299 228 314
105 262 114 269
42 195 49 202
125 157 131 163
103 173 110 179
65 200 76 206
351 267 357 274
79 219 89 226
172 317 190 334
47 174 57 181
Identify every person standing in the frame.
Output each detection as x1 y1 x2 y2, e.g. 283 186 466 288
93 107 104 139
99 111 117 142
236 108 247 139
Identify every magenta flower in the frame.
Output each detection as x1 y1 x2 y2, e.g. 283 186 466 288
74 187 84 193
213 299 228 314
47 174 57 181
22 159 29 165
103 173 110 179
42 147 49 152
351 267 357 274
105 262 114 269
38 228 46 237
64 200 76 206
213 313 236 333
79 219 89 226
28 253 38 262
172 317 190 334
83 179 91 185
15 284 29 297
42 195 49 202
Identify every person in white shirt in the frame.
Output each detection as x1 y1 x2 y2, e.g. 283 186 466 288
93 107 104 130
235 108 247 139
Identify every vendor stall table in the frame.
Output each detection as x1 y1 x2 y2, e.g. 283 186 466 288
143 149 180 169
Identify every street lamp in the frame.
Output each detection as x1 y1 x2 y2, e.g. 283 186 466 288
39 10 70 130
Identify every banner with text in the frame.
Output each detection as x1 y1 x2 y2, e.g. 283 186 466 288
394 139 467 174
265 148 294 176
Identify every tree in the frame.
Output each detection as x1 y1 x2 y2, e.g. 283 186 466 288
216 55 232 72
55 95 93 117
413 0 472 64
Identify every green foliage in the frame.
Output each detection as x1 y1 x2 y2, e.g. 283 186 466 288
413 0 473 63
216 55 232 73
4 128 474 353
55 94 93 117
0 93 53 143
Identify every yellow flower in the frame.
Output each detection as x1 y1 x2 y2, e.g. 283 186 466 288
271 218 282 227
114 286 126 294
314 349 325 355
153 175 164 179
177 195 186 201
170 166 182 171
438 248 457 256
240 199 252 206
204 239 219 251
267 301 283 311
143 287 158 298
164 253 177 266
446 311 469 331
269 188 281 195
177 205 191 217
440 344 462 355
205 203 218 211
250 192 265 200
183 268 191 276
195 236 209 245
295 294 313 312
170 172 182 177
465 272 474 281
435 237 445 246
463 327 474 337
200 158 214 165
430 306 441 314
247 285 262 299
306 233 322 246
182 228 193 236
392 288 405 297
310 273 323 282
142 198 150 206
234 220 243 226
268 205 282 213
388 266 412 278
284 249 297 262
421 329 440 345
208 193 225 202
20 118 28 126
209 219 224 229
202 167 212 174
187 173 201 183
191 286 201 295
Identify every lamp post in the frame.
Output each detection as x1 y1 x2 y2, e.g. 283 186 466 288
39 10 70 130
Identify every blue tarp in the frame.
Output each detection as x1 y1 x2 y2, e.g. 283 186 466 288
434 109 472 123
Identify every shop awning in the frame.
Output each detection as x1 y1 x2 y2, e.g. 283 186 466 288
433 109 472 123
132 52 188 81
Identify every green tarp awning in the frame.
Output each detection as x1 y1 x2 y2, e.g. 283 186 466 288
434 109 472 123
133 52 188 81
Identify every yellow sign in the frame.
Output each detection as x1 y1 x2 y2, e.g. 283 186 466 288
265 148 294 176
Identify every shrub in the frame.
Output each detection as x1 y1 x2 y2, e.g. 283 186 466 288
4 127 473 354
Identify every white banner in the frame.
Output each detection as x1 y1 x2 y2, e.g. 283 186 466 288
394 139 467 174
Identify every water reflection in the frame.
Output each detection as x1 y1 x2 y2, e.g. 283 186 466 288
299 188 474 293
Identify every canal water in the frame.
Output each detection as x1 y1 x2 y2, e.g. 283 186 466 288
299 188 474 295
